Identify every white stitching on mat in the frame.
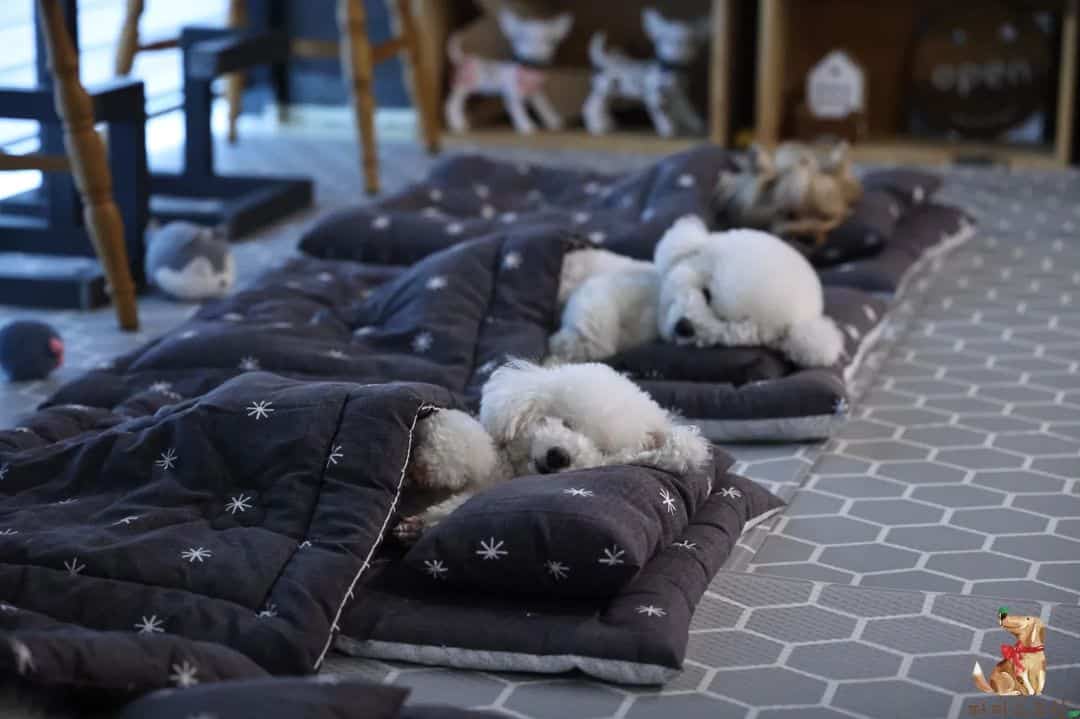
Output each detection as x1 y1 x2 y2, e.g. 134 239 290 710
313 402 436 670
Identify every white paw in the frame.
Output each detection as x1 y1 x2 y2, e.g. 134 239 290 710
548 328 589 362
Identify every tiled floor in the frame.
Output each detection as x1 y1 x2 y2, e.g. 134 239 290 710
2 129 1078 718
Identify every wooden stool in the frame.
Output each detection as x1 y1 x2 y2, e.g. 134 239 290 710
114 0 247 143
34 0 139 330
335 0 441 194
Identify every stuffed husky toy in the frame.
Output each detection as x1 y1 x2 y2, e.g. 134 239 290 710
716 141 861 247
444 9 573 134
145 221 235 301
548 215 845 368
584 8 709 137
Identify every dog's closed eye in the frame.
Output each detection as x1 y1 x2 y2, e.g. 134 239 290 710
701 287 712 305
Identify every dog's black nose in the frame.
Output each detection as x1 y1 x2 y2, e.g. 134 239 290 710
674 318 695 338
541 447 570 473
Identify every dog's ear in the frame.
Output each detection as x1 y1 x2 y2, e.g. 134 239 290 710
642 7 666 37
822 141 850 173
1032 619 1046 646
497 8 521 39
655 214 710 274
632 424 710 475
748 144 776 177
479 359 546 444
552 12 573 39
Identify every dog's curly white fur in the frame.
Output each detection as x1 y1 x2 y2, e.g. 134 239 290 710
399 360 710 537
549 215 846 368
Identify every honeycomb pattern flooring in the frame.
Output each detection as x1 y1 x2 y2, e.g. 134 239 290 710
2 130 1077 717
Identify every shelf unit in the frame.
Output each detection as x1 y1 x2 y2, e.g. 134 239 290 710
415 0 1077 167
754 0 1078 168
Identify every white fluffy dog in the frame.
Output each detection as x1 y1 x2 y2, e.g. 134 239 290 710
398 360 709 537
549 215 846 367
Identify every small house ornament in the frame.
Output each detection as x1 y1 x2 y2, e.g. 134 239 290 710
806 50 865 119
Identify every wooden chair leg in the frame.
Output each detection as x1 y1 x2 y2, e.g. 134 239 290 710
114 0 144 76
337 0 379 195
225 0 247 143
40 0 139 331
395 0 440 154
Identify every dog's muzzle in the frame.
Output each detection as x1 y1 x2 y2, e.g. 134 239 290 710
537 446 571 474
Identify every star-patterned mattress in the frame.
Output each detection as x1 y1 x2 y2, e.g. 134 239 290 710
0 371 780 698
293 146 974 439
47 228 883 441
0 374 500 717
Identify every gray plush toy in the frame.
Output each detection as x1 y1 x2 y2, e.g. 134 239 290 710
145 221 235 301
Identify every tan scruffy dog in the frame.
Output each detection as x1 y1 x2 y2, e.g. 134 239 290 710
972 608 1047 696
715 141 861 248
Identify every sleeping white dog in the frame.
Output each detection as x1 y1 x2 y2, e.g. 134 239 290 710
397 359 709 538
548 215 846 368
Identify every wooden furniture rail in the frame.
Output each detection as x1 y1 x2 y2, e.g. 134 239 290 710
34 0 139 330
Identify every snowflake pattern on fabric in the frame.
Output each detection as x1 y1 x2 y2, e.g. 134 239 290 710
246 401 274 419
502 252 522 270
718 487 742 499
412 332 434 353
426 275 448 291
64 557 85 576
113 515 139 526
327 445 344 466
636 605 666 617
545 560 569 580
226 494 253 514
563 488 594 497
134 615 165 634
424 559 448 579
155 448 178 471
238 356 260 371
181 547 212 563
674 540 698 550
659 488 678 514
598 546 625 566
169 660 199 688
476 537 508 560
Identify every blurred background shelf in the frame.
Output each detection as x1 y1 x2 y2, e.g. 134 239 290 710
419 0 1079 168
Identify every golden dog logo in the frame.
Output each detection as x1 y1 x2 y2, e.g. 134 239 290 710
972 607 1047 696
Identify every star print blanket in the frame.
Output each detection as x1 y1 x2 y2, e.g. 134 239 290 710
299 145 975 295
43 226 883 441
0 374 498 717
292 146 973 439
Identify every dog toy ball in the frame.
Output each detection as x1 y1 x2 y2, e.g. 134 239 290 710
0 320 64 381
146 221 235 301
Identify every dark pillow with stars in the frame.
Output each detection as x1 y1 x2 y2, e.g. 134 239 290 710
402 451 775 599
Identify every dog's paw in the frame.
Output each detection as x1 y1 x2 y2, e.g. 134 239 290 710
547 328 589 362
393 515 427 544
779 315 846 368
